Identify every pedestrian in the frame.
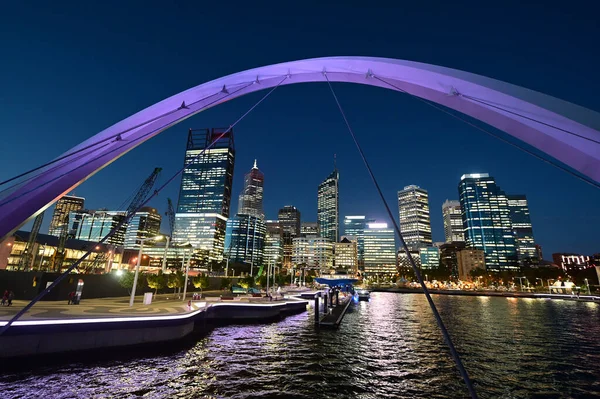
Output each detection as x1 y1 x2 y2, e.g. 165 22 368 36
1 290 7 306
68 291 74 305
7 290 14 306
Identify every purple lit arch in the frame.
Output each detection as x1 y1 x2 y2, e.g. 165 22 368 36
1 56 599 240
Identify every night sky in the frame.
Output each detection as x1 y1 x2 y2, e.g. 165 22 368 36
1 1 598 258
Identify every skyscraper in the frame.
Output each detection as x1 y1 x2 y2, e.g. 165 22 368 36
507 195 537 266
124 207 162 249
278 206 301 268
458 173 518 271
398 185 432 250
334 237 358 274
68 209 127 246
264 220 283 268
343 215 373 270
363 222 397 275
173 128 235 264
317 169 339 242
419 246 440 270
224 214 266 267
49 195 85 237
237 160 264 219
442 199 464 243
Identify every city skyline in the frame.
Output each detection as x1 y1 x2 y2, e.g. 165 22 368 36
1 3 599 258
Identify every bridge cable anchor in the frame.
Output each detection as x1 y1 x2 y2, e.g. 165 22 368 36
221 85 229 94
179 101 189 110
286 69 292 79
253 76 260 85
366 69 375 79
448 86 461 97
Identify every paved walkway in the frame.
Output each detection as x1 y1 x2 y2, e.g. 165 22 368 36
0 294 194 321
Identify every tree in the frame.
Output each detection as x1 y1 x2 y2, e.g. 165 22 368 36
239 275 255 289
167 271 184 294
193 274 210 292
220 277 231 290
257 274 268 287
119 271 135 294
147 272 165 295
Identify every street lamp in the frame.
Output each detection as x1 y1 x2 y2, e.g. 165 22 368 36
129 235 164 307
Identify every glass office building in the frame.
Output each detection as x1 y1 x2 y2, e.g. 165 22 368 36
124 207 162 249
237 160 264 220
278 205 301 268
49 195 85 237
442 199 464 243
398 185 432 250
173 128 235 264
68 210 127 247
363 223 397 275
224 214 266 266
343 215 374 269
507 194 537 266
317 169 339 242
458 173 518 271
419 246 440 270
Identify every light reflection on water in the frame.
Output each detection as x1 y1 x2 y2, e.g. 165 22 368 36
1 293 599 398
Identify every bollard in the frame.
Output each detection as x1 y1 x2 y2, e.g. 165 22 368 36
335 290 339 306
314 294 320 325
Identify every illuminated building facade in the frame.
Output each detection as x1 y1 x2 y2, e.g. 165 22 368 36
124 207 162 249
69 210 127 247
507 195 538 267
334 237 358 274
439 241 466 278
278 206 301 268
459 173 519 271
264 220 283 267
364 223 397 275
173 128 235 264
442 199 464 243
343 215 374 270
398 185 432 250
317 169 339 242
397 249 421 275
419 246 440 270
237 160 264 219
224 214 266 266
457 248 486 280
48 195 85 237
292 236 334 271
552 253 595 273
301 222 319 237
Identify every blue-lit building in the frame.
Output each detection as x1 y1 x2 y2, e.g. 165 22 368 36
419 246 440 270
224 214 266 266
173 128 235 264
343 215 374 270
458 173 519 271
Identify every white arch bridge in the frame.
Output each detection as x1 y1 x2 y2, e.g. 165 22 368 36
1 56 599 240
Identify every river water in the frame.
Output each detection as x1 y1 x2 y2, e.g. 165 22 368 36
1 293 599 399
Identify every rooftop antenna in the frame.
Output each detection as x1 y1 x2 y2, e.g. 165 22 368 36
334 153 337 170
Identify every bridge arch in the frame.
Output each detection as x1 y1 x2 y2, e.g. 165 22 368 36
1 56 599 240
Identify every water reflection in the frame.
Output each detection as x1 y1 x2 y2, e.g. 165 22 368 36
1 294 599 398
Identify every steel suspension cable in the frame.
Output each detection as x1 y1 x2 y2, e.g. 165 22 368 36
323 72 479 399
0 81 258 210
371 75 600 191
0 75 288 336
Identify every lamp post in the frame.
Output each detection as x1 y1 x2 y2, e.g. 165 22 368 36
585 278 590 294
129 235 163 307
182 248 190 301
161 236 171 273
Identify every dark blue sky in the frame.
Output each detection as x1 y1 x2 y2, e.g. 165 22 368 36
1 1 598 258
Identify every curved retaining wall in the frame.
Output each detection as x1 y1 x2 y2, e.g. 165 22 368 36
0 300 308 358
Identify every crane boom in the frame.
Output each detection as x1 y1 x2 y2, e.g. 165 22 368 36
127 167 162 213
166 198 176 236
19 212 44 270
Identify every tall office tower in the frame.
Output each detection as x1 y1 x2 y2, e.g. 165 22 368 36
124 207 162 249
291 236 334 272
507 195 537 267
278 205 301 268
301 222 319 237
397 185 432 250
317 169 339 242
363 222 397 276
442 199 464 243
69 210 128 246
224 214 266 267
49 195 85 237
334 237 358 274
264 220 283 267
237 160 264 219
458 173 518 271
173 128 235 264
343 215 374 270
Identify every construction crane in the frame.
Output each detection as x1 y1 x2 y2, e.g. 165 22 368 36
166 198 176 236
52 214 69 272
127 168 162 214
19 212 44 270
